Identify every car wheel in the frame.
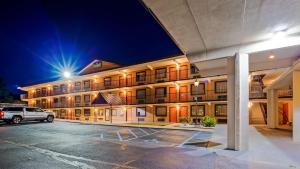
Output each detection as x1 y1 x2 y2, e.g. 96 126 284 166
12 116 22 124
46 115 54 123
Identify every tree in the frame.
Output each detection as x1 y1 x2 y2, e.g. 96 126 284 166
0 78 14 103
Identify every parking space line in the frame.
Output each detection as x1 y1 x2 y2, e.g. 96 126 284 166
100 133 104 139
176 132 200 148
124 129 165 142
138 128 149 135
117 131 123 141
128 129 138 138
148 128 158 132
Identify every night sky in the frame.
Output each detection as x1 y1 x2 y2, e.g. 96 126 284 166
0 0 181 93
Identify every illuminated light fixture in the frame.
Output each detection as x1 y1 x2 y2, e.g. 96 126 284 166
123 107 126 111
48 98 51 101
248 102 253 108
94 108 97 111
176 83 180 90
123 73 127 78
194 79 199 87
176 63 180 70
94 93 97 97
68 109 71 113
68 96 71 100
176 105 180 111
123 91 126 95
268 55 275 59
47 86 51 90
248 75 252 83
94 79 97 83
63 71 71 78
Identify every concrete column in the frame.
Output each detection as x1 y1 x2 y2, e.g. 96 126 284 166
267 89 278 128
293 71 300 142
227 53 249 150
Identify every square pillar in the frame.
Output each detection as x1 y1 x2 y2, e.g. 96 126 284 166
293 71 300 142
227 53 249 150
267 89 278 128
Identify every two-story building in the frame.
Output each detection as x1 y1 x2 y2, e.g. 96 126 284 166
19 55 292 127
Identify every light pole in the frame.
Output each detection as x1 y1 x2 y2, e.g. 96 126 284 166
194 79 200 125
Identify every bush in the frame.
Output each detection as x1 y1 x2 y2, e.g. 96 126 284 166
201 116 217 127
179 117 188 124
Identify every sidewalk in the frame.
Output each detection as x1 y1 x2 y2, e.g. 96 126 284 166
55 119 214 132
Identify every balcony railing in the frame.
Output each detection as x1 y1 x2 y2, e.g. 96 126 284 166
25 69 192 99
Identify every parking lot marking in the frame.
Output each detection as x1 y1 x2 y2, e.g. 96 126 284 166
128 129 138 138
117 131 123 141
149 128 157 132
2 139 139 169
138 128 149 135
176 132 200 148
124 129 165 142
100 133 104 139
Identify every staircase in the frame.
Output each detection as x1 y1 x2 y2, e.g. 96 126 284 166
259 103 267 124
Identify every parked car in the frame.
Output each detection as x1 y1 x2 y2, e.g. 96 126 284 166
0 107 54 124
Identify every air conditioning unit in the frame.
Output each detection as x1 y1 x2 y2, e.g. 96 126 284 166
157 118 165 122
218 95 227 100
194 96 202 102
137 99 145 104
156 98 165 103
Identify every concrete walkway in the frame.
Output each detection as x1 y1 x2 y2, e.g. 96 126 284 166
188 124 300 169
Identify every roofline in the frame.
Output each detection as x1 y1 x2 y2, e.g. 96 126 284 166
20 54 186 90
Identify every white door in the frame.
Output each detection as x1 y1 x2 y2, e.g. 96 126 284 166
24 108 36 120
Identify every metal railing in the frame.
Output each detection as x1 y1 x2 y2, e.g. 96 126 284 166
25 69 191 99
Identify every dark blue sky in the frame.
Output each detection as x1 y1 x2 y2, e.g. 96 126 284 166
0 0 181 93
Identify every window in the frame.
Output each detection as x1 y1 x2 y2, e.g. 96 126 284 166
136 71 146 82
84 80 90 89
155 68 167 79
75 109 81 117
136 107 146 117
84 109 91 116
93 60 102 68
53 85 60 94
60 109 66 117
60 84 67 93
155 87 167 98
60 97 66 104
36 89 41 97
104 77 112 87
156 106 167 116
191 105 205 117
75 96 81 103
26 108 35 112
41 88 47 96
136 89 146 99
3 107 23 111
53 98 59 107
84 95 90 103
74 82 81 91
191 84 205 95
215 81 227 93
34 108 44 112
111 108 124 117
36 100 41 107
215 104 227 117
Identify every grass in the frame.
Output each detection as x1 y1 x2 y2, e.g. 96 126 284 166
126 123 167 126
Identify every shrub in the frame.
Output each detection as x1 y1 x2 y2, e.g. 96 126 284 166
179 117 188 124
201 116 217 127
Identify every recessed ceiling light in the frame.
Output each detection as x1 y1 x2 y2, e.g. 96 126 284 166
269 55 275 59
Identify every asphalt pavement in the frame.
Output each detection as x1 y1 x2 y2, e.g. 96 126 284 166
0 120 287 169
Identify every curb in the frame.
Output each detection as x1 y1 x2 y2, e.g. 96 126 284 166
54 119 214 132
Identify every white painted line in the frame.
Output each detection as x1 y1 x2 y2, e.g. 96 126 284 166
2 139 138 169
176 132 200 148
117 131 123 141
139 128 149 135
124 129 166 142
100 133 104 139
128 129 138 138
149 128 157 132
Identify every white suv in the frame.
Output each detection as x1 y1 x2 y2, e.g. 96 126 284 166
0 107 54 124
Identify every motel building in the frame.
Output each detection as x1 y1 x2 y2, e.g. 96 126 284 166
20 0 300 151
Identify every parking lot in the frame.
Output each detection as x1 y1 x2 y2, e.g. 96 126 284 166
0 121 287 169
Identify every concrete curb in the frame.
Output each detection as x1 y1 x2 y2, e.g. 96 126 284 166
54 119 214 132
